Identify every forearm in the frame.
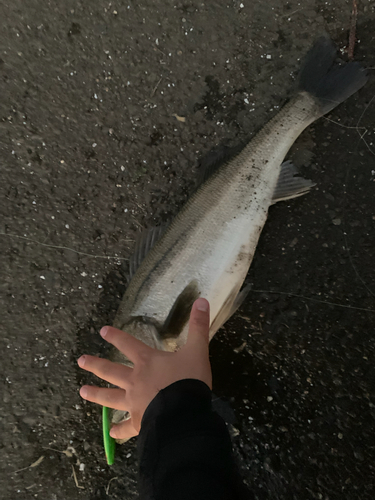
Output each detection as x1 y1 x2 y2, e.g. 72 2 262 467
137 379 251 500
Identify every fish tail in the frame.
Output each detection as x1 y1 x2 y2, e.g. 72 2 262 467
299 36 368 115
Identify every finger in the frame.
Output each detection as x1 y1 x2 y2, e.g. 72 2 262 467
80 385 128 411
100 326 153 363
110 418 139 440
77 355 132 387
186 298 210 347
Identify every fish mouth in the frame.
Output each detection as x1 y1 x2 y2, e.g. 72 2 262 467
110 409 132 444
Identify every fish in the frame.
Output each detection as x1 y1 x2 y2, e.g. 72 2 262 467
109 37 367 423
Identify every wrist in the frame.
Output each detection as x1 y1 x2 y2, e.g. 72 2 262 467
140 379 212 431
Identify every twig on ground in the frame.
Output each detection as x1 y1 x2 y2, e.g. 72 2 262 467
71 465 84 489
11 456 45 474
106 476 119 495
150 77 162 97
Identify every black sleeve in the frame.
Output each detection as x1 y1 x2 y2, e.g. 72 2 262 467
137 379 252 500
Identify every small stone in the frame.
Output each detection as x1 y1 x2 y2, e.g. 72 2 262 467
22 416 37 426
332 218 341 226
229 425 240 437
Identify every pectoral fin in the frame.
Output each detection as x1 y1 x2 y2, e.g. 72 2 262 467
160 280 200 340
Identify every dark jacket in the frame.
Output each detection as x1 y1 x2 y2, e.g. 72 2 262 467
138 379 251 499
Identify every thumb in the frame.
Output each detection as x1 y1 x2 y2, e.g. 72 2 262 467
186 298 210 347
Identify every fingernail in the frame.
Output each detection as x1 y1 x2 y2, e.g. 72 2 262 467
100 326 109 338
80 386 88 398
196 298 208 312
77 355 86 367
109 428 117 438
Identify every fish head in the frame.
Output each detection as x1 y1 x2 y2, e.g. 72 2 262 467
111 316 165 367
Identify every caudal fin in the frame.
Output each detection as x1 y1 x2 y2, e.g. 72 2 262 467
299 36 368 114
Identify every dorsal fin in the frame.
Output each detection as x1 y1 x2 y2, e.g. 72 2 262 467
271 160 316 204
129 226 166 280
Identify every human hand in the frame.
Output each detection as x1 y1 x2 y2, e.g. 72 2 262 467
77 298 211 440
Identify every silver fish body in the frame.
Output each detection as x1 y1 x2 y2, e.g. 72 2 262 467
113 93 319 349
111 38 367 361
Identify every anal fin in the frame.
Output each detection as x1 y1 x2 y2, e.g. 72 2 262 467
272 160 316 204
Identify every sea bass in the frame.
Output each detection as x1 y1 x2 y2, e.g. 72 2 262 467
111 37 367 364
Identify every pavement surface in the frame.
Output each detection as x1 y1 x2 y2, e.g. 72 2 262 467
1 1 374 499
